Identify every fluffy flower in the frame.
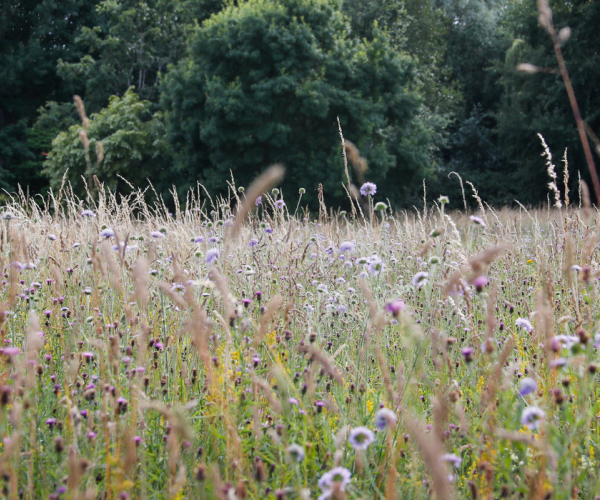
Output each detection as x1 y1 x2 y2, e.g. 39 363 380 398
367 255 383 276
374 408 397 430
516 318 533 333
206 248 219 265
360 182 377 196
151 231 164 239
412 271 429 288
469 215 486 227
100 228 115 238
275 199 286 209
348 426 375 450
81 210 96 217
519 377 537 396
339 241 355 253
521 406 545 429
318 467 352 496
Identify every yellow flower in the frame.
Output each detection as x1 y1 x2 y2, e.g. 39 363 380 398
527 259 534 265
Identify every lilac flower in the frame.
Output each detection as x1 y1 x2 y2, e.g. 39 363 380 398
255 196 262 206
360 182 377 196
151 231 164 239
265 227 273 234
194 236 205 243
339 241 355 253
287 443 305 463
516 318 533 333
519 377 537 396
348 426 375 450
412 271 429 288
521 406 545 429
318 467 352 499
469 215 486 227
275 199 286 209
473 275 488 292
45 418 57 428
367 255 383 276
100 228 115 238
249 238 258 247
441 453 463 468
550 357 567 368
47 234 57 241
81 210 96 217
374 408 398 430
206 248 219 265
461 347 474 363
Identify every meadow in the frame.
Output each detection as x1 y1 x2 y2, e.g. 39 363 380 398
0 174 598 500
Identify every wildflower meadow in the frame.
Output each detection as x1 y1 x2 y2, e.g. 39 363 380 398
0 172 598 500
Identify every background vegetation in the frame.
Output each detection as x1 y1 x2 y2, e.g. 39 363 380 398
1 0 598 208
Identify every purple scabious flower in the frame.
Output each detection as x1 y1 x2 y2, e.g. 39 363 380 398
367 255 383 276
286 443 305 463
360 182 377 196
339 241 355 253
81 210 96 217
441 453 463 468
255 196 262 206
318 467 352 498
249 238 258 247
519 377 537 396
206 248 219 265
348 426 375 450
516 318 533 333
412 271 429 288
265 227 273 234
469 215 486 227
194 236 205 243
521 406 545 429
47 234 57 241
100 228 115 238
151 231 164 239
374 408 397 430
275 199 286 209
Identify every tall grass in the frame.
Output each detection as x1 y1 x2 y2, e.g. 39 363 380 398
0 180 598 500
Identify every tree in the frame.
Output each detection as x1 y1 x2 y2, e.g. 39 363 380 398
162 0 430 208
43 89 170 197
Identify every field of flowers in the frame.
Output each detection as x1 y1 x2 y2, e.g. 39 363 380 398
0 177 598 500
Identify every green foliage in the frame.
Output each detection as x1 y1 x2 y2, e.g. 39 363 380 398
44 89 170 196
162 0 430 208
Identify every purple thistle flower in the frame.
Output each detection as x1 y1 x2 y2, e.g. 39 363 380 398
45 418 57 428
385 299 405 317
360 182 377 196
348 426 375 450
473 275 488 292
521 406 545 429
519 377 537 396
461 347 474 363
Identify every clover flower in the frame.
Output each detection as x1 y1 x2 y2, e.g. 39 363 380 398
348 426 375 450
360 182 377 196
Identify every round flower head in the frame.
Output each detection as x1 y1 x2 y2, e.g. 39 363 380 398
385 299 405 317
516 318 533 333
518 377 537 396
360 182 377 196
286 443 305 463
150 231 164 239
206 248 219 265
374 408 397 430
47 234 57 241
275 199 286 209
339 241 355 253
318 466 352 493
81 210 96 217
412 271 429 288
100 228 115 239
348 426 375 450
249 238 258 247
521 406 545 429
441 453 462 468
473 275 488 292
255 196 262 206
469 215 486 227
367 255 383 276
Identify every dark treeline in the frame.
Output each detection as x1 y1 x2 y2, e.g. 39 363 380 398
1 0 598 209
